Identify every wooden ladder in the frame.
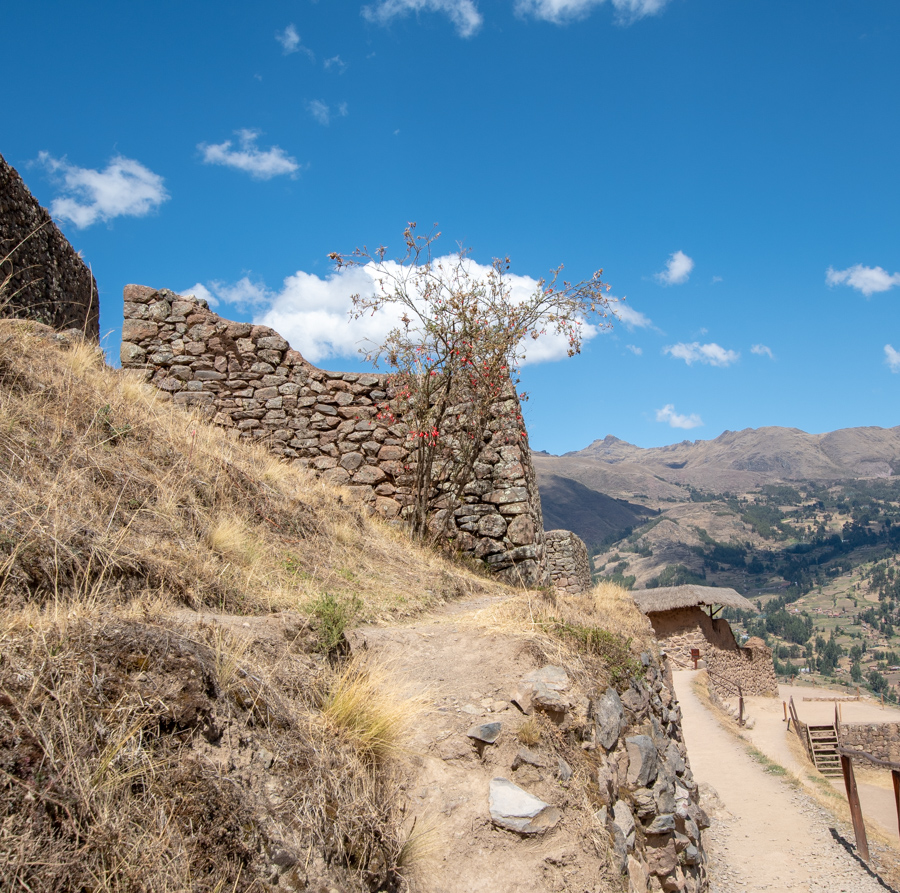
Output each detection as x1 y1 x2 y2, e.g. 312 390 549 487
807 724 842 776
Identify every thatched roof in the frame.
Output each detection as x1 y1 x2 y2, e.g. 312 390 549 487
631 585 756 615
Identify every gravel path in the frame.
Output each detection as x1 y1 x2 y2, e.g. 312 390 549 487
673 670 896 893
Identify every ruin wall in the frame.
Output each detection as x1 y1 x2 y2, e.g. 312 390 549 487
647 607 738 668
705 641 778 697
648 607 777 695
0 153 98 337
545 529 592 595
120 285 548 586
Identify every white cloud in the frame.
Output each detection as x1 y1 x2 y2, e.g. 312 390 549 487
613 300 652 330
276 24 314 58
362 0 483 37
886 345 900 373
324 55 347 72
655 404 703 429
198 130 299 179
751 343 774 360
626 344 642 356
655 250 694 286
276 24 298 52
515 0 670 25
195 256 603 366
663 342 739 367
37 152 168 228
826 264 900 297
307 100 348 125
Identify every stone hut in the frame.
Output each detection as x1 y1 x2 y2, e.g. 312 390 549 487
632 585 777 696
0 153 99 337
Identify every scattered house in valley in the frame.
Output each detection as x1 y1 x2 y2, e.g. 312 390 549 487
632 584 778 696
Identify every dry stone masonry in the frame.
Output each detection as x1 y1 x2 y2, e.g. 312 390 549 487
544 529 592 595
120 285 550 585
705 636 778 698
0 153 98 338
645 606 777 697
839 722 900 762
589 656 710 892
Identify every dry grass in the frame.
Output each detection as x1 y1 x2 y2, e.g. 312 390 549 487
0 610 422 892
323 657 421 761
0 318 508 619
0 319 521 891
516 715 543 746
471 580 654 688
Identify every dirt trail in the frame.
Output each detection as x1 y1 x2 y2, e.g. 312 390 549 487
673 670 894 893
347 592 621 893
740 684 900 843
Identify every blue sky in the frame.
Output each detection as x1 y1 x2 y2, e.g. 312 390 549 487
2 0 898 453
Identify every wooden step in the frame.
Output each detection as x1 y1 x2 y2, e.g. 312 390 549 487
806 723 842 776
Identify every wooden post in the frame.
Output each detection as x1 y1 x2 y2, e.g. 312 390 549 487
893 769 900 842
840 754 870 862
739 694 745 727
783 701 787 722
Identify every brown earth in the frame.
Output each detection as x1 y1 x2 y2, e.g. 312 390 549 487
674 671 899 893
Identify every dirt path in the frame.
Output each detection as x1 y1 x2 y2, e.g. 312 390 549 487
673 671 892 893
740 684 900 843
347 593 621 893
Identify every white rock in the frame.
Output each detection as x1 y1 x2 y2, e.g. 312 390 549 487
489 777 561 834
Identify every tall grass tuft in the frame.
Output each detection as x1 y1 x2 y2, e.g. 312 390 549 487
324 657 417 761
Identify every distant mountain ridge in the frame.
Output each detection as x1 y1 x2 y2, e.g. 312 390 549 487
536 425 900 505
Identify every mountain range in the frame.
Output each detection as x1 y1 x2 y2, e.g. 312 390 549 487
534 425 900 548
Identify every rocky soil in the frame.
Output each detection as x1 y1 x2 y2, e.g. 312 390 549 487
349 594 710 893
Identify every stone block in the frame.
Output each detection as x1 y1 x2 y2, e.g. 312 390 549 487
120 342 146 364
354 465 387 485
593 688 625 751
488 778 560 835
477 514 507 538
626 736 658 787
122 318 158 342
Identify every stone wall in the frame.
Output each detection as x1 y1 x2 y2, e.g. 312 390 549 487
839 722 900 763
705 639 778 698
545 529 592 595
0 153 98 338
120 285 548 586
647 607 777 696
593 656 710 892
646 607 737 669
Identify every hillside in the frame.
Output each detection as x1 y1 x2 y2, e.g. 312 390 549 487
0 318 513 891
536 471 652 549
0 318 690 893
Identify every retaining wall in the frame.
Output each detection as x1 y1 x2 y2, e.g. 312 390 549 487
120 285 549 586
839 722 900 763
545 529 592 595
0 153 98 337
